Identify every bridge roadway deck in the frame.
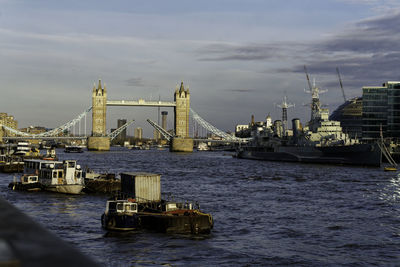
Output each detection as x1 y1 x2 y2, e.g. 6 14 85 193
107 100 176 107
0 197 99 266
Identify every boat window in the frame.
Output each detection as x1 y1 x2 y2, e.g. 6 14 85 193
131 203 137 211
68 161 75 168
58 171 63 178
23 177 28 183
53 171 57 178
108 202 116 212
116 203 124 212
30 177 37 182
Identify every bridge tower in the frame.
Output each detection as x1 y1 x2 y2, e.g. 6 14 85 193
171 82 193 152
87 80 110 151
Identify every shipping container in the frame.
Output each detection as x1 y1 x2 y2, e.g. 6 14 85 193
121 172 161 202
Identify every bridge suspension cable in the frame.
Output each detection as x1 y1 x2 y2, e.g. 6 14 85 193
0 124 32 136
0 107 92 137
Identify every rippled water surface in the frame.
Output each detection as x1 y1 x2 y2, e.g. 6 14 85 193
1 148 400 266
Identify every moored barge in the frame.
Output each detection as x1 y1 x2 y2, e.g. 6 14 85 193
101 172 213 234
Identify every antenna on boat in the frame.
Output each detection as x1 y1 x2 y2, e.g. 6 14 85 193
277 95 295 137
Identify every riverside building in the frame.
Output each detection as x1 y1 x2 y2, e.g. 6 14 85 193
0 113 18 141
362 81 400 142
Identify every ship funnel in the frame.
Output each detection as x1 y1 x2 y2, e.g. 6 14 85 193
274 120 283 138
292 118 301 142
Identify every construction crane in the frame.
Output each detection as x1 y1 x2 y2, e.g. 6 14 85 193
304 65 313 91
336 67 347 102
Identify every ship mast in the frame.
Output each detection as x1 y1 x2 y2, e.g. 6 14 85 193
304 65 327 123
277 95 294 136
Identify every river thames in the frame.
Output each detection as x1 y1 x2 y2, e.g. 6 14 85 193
1 148 399 266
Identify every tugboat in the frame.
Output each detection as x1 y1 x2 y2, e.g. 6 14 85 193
101 172 213 234
101 199 140 231
9 174 41 191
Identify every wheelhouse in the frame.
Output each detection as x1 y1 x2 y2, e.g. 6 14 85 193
21 175 38 184
105 200 138 215
24 159 63 174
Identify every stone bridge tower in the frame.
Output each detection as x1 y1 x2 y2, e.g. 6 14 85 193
171 82 193 152
87 80 110 151
174 82 190 137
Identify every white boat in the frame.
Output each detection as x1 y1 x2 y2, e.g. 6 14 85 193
197 142 209 151
23 159 84 194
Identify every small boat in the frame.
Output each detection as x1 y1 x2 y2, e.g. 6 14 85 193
101 196 213 234
39 160 84 194
13 142 31 156
0 156 24 173
101 199 140 231
9 174 42 191
379 125 397 172
64 146 84 153
384 166 397 172
197 142 209 151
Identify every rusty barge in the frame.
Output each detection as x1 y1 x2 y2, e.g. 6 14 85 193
101 172 213 234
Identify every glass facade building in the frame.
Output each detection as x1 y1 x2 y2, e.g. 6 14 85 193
387 82 400 139
362 81 400 142
329 97 362 139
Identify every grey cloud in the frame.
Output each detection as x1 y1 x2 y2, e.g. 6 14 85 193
197 43 304 61
197 11 400 93
225 88 258 92
125 77 145 87
280 12 400 93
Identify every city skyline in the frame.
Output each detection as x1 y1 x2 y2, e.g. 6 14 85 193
1 0 400 136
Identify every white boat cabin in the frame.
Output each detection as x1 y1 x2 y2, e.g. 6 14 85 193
24 159 58 174
21 174 38 184
105 200 138 215
165 202 194 212
24 159 83 186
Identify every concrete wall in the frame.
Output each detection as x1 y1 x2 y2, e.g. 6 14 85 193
170 137 193 152
0 197 99 266
87 136 110 151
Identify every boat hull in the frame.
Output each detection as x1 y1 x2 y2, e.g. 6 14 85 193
9 182 42 192
45 184 84 195
101 213 140 231
139 211 213 234
237 143 382 167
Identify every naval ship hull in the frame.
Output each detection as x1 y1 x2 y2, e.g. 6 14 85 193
236 143 382 167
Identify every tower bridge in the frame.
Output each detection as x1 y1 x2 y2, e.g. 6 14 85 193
1 80 247 151
89 80 192 152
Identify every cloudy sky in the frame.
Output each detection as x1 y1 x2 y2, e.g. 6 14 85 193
1 0 400 136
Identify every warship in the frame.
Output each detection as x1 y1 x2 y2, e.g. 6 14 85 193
236 74 382 167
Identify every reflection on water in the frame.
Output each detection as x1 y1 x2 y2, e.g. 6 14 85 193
1 148 400 266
